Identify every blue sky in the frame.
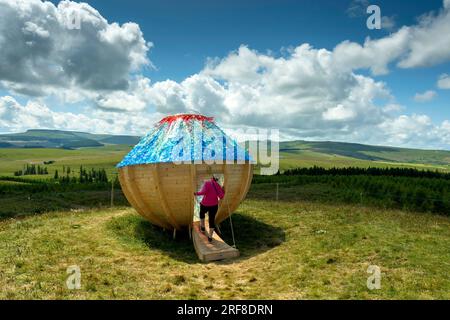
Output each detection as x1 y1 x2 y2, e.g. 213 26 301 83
80 0 441 79
79 0 449 122
1 0 450 149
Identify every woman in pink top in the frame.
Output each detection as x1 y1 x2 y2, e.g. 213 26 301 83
194 175 225 242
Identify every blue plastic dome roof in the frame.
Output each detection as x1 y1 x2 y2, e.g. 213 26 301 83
117 114 252 168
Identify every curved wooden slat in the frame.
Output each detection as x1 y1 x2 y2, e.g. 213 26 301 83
119 167 171 229
151 164 181 230
119 162 252 229
189 165 197 224
219 162 253 222
129 166 172 229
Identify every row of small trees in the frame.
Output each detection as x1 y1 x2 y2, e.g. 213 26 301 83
14 164 49 176
54 166 109 184
282 166 450 179
253 166 450 215
12 164 110 185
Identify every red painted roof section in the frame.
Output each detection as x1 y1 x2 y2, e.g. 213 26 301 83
158 114 214 125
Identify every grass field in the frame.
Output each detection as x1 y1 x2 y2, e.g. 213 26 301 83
1 142 450 299
279 150 450 171
1 195 449 299
1 145 449 182
0 145 131 179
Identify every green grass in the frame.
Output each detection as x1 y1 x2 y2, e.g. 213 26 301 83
1 144 448 184
0 145 131 179
278 150 450 172
280 140 450 166
1 141 450 299
0 194 449 299
0 189 127 219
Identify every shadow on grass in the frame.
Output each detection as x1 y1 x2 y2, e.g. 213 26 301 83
107 212 285 264
0 190 129 220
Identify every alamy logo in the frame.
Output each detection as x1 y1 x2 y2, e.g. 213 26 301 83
366 5 381 30
66 265 81 289
63 10 81 30
366 265 381 290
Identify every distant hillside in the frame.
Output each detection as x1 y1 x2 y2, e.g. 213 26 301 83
0 129 140 149
1 129 449 168
279 140 450 167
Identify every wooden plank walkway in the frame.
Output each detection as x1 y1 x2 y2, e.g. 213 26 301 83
192 220 239 262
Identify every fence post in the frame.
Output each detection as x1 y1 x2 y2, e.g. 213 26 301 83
110 178 114 207
276 183 279 201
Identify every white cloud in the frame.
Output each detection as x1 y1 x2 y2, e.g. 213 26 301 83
382 103 405 113
0 0 151 95
148 74 229 118
397 3 450 69
0 0 450 149
414 90 437 102
322 104 356 121
149 45 390 135
0 96 162 135
376 114 449 149
146 42 450 148
437 74 450 89
335 0 450 75
332 28 411 75
94 77 153 112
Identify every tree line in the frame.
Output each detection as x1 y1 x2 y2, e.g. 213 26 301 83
281 166 450 179
14 164 49 176
253 166 450 215
54 166 109 184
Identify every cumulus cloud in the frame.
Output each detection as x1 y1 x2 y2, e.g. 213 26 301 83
377 114 450 149
0 0 151 96
1 0 450 149
322 105 356 121
335 0 450 75
149 45 390 137
332 28 410 75
414 90 437 103
397 4 450 69
146 42 450 148
94 77 153 112
437 74 450 89
0 96 162 135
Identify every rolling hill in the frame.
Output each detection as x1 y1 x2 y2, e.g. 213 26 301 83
0 129 450 171
279 140 450 167
0 129 140 149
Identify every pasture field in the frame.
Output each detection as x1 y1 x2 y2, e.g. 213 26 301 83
279 150 450 171
1 144 449 299
0 145 131 179
1 145 449 182
0 195 449 299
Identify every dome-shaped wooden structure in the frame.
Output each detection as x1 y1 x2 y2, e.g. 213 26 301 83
117 114 253 231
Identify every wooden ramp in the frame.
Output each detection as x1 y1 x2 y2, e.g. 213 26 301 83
192 221 239 262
